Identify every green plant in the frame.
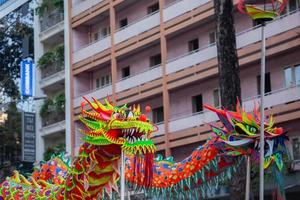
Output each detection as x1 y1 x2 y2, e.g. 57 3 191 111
53 0 64 12
43 143 65 161
37 44 64 69
39 98 54 117
39 93 65 118
37 51 55 68
35 0 64 18
54 93 65 113
54 44 64 67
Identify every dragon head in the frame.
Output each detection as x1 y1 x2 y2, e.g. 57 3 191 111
79 97 156 155
205 102 288 171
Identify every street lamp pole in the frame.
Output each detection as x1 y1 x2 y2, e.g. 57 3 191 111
120 150 125 200
259 21 266 200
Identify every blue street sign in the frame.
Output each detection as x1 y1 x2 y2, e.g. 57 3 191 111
21 59 34 97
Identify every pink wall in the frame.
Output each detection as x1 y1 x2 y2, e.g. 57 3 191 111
115 0 159 29
169 78 219 118
74 72 92 97
90 17 110 33
240 49 300 98
234 12 253 33
117 44 161 80
73 25 89 51
167 21 215 60
166 12 253 61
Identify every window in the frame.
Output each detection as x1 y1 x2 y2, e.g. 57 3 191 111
96 74 111 88
119 18 128 28
209 32 216 44
188 38 199 52
152 107 164 123
287 0 299 12
257 72 271 95
147 2 159 14
149 54 161 67
192 94 203 113
93 32 99 41
90 26 110 42
292 138 300 160
213 88 220 107
121 66 130 78
284 64 300 87
284 67 293 87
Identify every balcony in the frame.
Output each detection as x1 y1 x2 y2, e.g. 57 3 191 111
40 94 65 131
163 0 210 22
74 0 209 64
166 10 300 75
74 84 112 108
73 35 111 63
73 11 299 109
74 66 162 108
42 111 65 127
40 64 65 89
115 11 160 44
38 45 65 88
116 65 162 92
39 9 64 41
40 9 64 32
41 119 65 137
72 0 104 17
165 85 300 134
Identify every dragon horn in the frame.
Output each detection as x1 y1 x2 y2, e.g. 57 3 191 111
104 98 115 110
137 104 140 113
204 104 242 121
92 97 112 115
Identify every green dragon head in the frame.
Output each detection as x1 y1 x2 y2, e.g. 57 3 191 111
79 97 156 155
205 102 287 171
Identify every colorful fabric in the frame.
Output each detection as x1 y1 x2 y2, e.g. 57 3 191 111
0 98 288 199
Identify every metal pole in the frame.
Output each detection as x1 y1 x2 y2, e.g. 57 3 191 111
245 156 251 200
121 150 125 200
259 23 266 200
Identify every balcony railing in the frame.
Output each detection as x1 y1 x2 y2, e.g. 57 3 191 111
164 0 210 22
116 65 162 92
40 9 64 32
41 63 64 79
74 0 207 63
167 9 300 75
73 11 300 109
115 11 160 44
74 84 112 108
42 111 65 127
166 85 300 134
73 35 111 63
72 0 104 17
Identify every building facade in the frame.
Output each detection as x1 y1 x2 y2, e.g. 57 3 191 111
65 0 300 196
34 0 67 161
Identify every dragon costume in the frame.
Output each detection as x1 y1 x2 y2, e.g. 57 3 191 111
0 97 288 199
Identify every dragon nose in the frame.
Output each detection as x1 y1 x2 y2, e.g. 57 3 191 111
139 114 147 122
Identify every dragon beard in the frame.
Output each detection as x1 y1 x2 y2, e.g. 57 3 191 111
132 152 154 188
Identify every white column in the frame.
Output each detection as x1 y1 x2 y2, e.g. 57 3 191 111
64 0 72 156
33 0 46 161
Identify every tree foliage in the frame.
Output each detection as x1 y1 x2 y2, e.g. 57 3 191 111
0 102 22 181
0 5 33 99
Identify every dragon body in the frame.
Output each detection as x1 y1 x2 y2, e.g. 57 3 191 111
0 98 288 199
